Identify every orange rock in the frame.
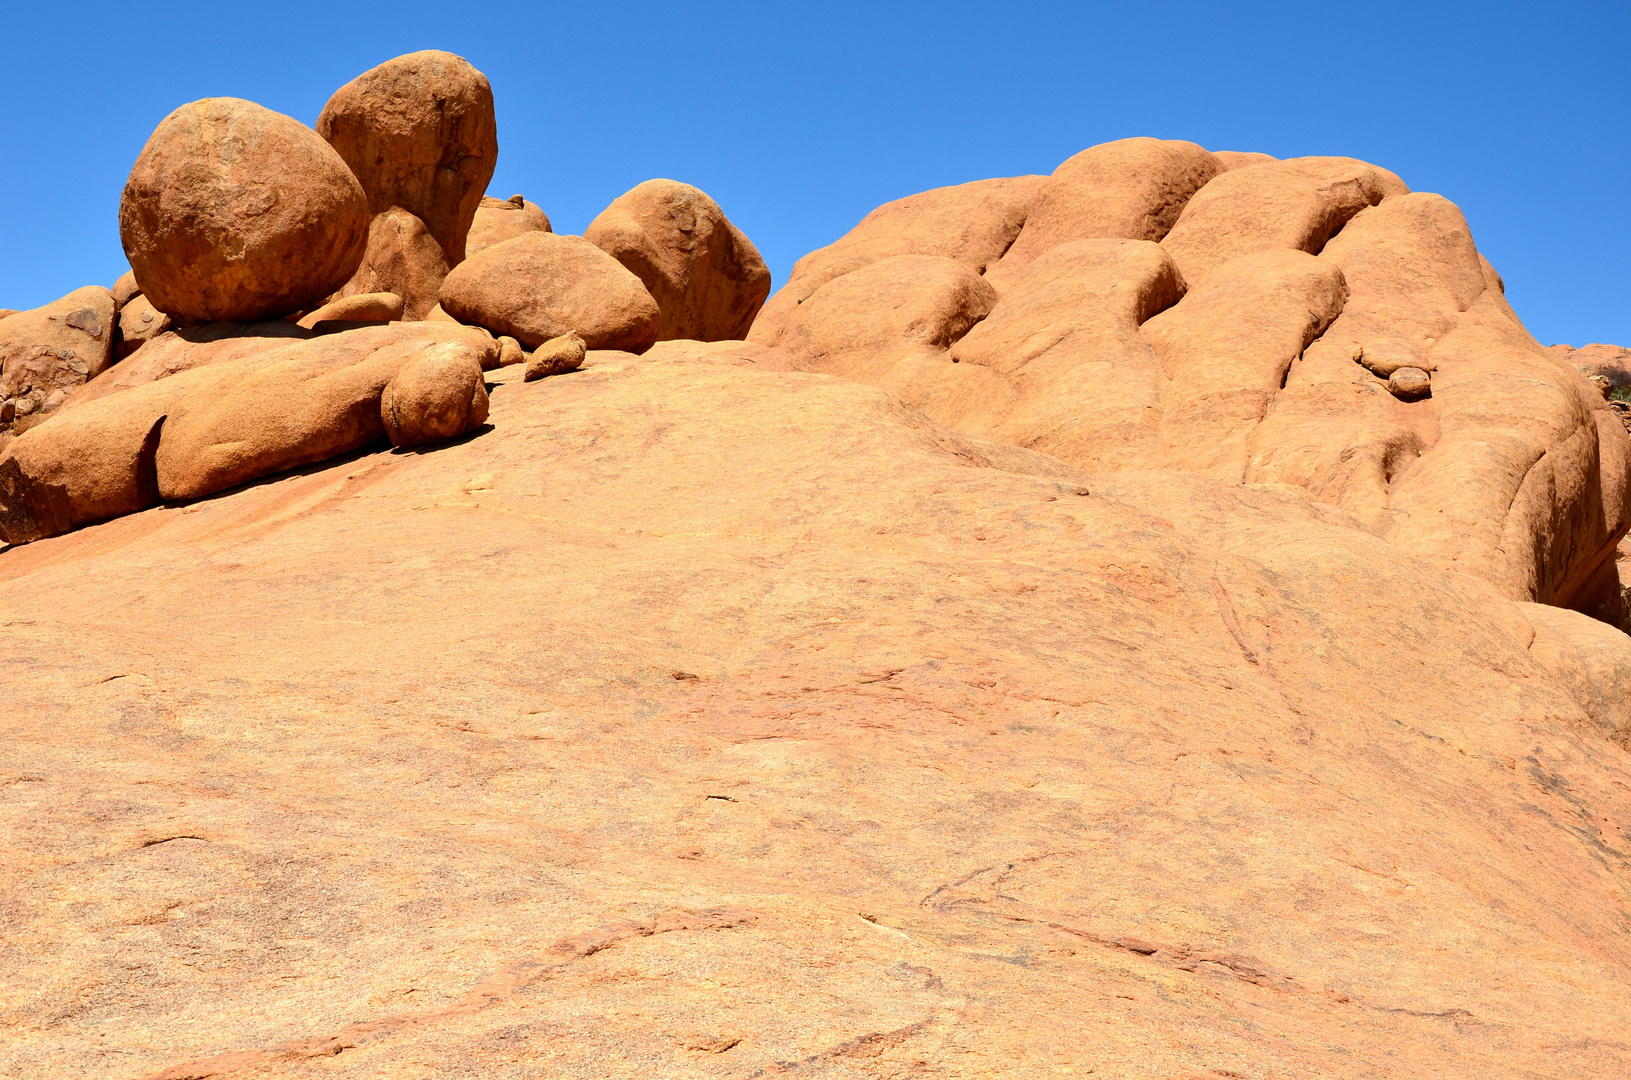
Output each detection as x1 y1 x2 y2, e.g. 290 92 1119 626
496 335 525 368
0 286 117 427
585 179 771 342
439 232 661 352
115 293 172 360
111 269 142 310
380 342 489 447
752 176 1046 347
523 331 586 381
328 208 450 321
1521 601 1631 745
7 353 1631 1077
1551 342 1631 387
317 51 498 267
64 320 315 412
985 138 1220 286
1161 156 1409 283
119 98 370 324
1213 149 1278 170
297 291 406 330
467 194 551 258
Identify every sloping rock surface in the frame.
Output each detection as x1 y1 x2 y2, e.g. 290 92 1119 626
2 351 1630 1077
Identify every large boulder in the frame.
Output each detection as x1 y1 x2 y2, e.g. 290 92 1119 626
317 51 498 267
0 286 117 429
439 232 661 352
584 179 771 342
119 98 370 324
380 342 489 447
466 194 551 258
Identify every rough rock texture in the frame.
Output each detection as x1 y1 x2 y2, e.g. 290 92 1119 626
4 353 1631 1077
298 291 406 329
440 232 662 352
523 331 586 381
317 51 498 267
585 179 772 342
62 321 315 412
1521 601 1631 745
496 335 525 368
1553 342 1631 386
749 175 1046 346
380 341 489 446
116 293 172 359
467 194 551 257
0 286 117 429
328 207 450 321
120 98 370 324
766 141 1631 625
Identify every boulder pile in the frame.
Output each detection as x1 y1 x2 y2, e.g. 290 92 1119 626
5 49 1631 1080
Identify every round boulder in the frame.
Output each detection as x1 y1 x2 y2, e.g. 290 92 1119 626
119 98 370 325
380 342 490 448
585 179 771 342
1388 366 1432 401
439 232 661 353
317 51 498 266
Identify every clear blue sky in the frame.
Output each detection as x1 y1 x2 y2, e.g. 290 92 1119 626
2 1 1625 347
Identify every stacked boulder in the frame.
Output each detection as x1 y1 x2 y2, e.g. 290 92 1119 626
0 50 773 542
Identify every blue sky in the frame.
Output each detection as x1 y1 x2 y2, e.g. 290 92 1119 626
1 1 1625 346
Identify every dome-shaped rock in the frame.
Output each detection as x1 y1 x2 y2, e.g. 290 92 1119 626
317 51 498 267
585 179 771 342
439 232 661 353
119 98 370 324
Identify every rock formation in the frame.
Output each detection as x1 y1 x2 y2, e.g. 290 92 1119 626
119 98 370 324
585 179 772 341
5 54 1631 1080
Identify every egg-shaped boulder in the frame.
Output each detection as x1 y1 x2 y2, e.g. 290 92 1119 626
119 98 370 325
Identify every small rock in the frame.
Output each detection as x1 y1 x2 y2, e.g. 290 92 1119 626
117 294 173 360
298 292 406 330
525 332 587 382
467 194 552 258
1357 337 1435 377
0 399 13 425
1389 366 1432 400
497 336 525 368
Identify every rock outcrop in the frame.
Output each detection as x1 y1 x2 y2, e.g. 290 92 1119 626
585 179 771 341
119 98 370 324
0 286 117 431
326 207 450 320
297 291 406 329
317 50 497 268
466 194 551 257
379 341 489 447
439 232 662 352
756 142 1631 626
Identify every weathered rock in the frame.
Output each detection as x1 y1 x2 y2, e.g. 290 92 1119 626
1551 342 1631 388
749 175 1046 346
496 335 525 368
6 355 1631 1077
119 98 370 324
439 232 662 352
585 179 771 342
466 194 551 257
1162 156 1410 283
426 303 458 323
328 208 449 321
380 342 489 447
1388 366 1432 400
153 334 492 501
0 310 16 322
111 270 142 310
985 138 1221 286
63 321 315 412
1214 150 1278 170
1357 336 1435 376
524 331 586 381
1521 601 1631 745
317 51 498 266
0 286 117 426
297 291 406 330
115 293 172 359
